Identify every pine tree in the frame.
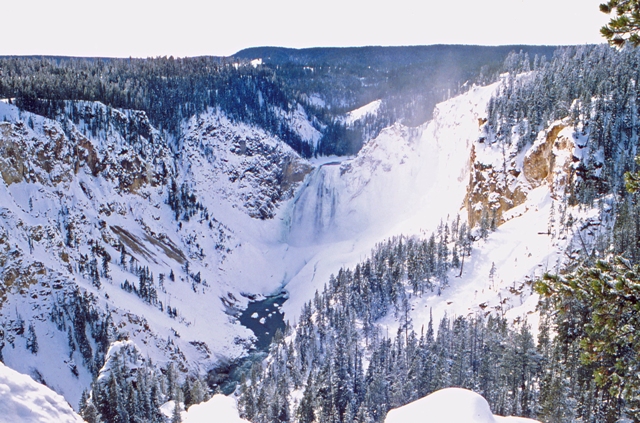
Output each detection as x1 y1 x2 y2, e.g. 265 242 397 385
536 257 640 421
238 376 257 422
188 378 206 406
489 262 497 290
171 400 182 423
101 254 110 279
119 243 127 267
26 323 38 354
68 326 76 353
81 402 101 423
600 0 640 46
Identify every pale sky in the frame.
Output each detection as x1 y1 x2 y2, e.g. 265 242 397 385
3 0 611 58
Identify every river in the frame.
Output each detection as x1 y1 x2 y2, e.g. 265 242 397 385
209 291 288 394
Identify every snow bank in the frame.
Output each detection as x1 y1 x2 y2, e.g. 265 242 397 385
385 388 540 423
495 416 541 423
183 395 250 423
0 361 84 423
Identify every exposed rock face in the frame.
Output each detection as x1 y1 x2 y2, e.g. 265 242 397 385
280 155 312 193
522 122 580 203
0 120 75 185
466 121 578 229
0 102 174 191
182 111 313 219
522 123 566 186
466 143 528 229
66 103 175 193
0 122 27 185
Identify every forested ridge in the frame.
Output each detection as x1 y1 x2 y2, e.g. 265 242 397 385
488 45 640 208
0 45 556 158
0 56 316 155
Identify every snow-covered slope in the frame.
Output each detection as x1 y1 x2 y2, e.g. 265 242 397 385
283 80 610 335
282 82 502 319
0 361 84 423
275 104 322 150
0 101 314 407
385 388 540 423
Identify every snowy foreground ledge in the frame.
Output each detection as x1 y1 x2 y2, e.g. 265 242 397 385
385 388 540 423
0 361 84 423
182 395 250 423
169 388 538 423
160 394 251 423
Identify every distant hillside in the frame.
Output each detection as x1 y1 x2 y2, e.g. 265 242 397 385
0 46 558 158
234 45 557 68
234 45 559 122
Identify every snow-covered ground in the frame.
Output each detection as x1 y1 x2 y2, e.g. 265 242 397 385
385 388 540 423
379 186 558 337
275 104 322 150
0 361 84 423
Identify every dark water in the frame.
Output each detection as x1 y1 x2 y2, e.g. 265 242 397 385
238 291 287 350
214 352 269 395
211 291 288 394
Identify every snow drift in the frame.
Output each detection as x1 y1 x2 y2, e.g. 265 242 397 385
384 388 540 423
0 361 84 423
183 394 250 423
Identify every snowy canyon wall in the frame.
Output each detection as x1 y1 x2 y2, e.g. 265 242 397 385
0 73 611 411
0 100 313 406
